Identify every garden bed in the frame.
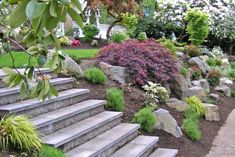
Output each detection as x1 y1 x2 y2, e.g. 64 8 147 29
78 78 235 157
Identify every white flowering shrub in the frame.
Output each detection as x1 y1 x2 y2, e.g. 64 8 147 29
142 81 169 106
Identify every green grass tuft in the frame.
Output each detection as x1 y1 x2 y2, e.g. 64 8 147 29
106 87 125 111
84 67 107 84
36 145 66 157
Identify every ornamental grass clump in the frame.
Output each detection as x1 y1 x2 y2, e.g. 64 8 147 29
132 107 156 133
185 96 206 117
106 87 125 111
97 39 178 86
0 115 42 152
84 67 107 84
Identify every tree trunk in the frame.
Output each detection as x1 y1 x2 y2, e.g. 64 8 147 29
106 18 122 39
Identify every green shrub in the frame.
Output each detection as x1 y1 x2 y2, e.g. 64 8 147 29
132 107 156 133
231 62 235 69
161 39 177 56
106 87 125 111
0 115 42 151
84 67 107 84
180 66 189 77
207 58 222 67
232 89 235 97
110 32 129 43
137 32 148 41
182 114 201 141
184 9 210 45
185 44 200 57
191 70 202 80
185 96 206 116
207 70 221 86
36 145 66 157
229 69 235 80
83 24 99 42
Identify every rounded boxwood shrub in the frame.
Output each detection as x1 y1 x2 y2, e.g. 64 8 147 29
106 87 125 111
97 39 178 86
132 107 156 133
36 145 66 157
84 67 107 84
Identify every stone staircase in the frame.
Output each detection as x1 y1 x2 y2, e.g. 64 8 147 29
0 68 178 157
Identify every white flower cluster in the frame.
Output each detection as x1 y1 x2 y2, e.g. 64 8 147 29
156 0 235 40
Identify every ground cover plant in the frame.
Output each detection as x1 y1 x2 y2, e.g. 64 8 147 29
132 107 156 133
185 96 206 117
97 39 178 86
106 87 125 111
84 67 107 84
35 145 66 157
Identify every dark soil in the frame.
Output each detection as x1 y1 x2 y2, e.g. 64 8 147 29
78 78 235 157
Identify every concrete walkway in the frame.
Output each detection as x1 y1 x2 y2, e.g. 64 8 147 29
206 109 235 157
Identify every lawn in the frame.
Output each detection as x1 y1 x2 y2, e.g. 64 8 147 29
0 49 99 68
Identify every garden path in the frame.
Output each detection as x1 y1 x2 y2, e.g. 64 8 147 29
206 109 235 157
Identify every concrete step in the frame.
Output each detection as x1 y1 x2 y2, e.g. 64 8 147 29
67 123 140 157
0 88 90 117
149 148 178 157
31 100 105 135
0 68 57 88
110 136 159 157
43 111 123 152
0 77 74 105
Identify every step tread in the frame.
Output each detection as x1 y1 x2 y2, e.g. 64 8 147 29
67 123 140 157
42 111 123 147
0 77 73 96
110 136 159 157
31 99 106 128
0 68 51 79
149 148 178 157
0 88 89 112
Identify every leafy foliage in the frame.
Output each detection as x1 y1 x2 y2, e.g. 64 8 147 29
229 69 235 80
84 67 107 84
231 62 235 70
142 81 169 105
97 39 178 86
191 70 202 81
184 44 200 57
182 107 201 141
83 24 99 42
0 115 41 151
185 96 206 117
132 107 156 133
36 145 66 157
137 32 148 41
232 89 235 97
159 38 177 56
184 9 210 45
106 87 125 112
180 66 189 77
206 58 222 67
207 70 221 86
110 32 129 43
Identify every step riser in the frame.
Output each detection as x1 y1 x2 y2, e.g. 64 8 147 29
140 144 157 157
96 131 139 157
0 71 57 88
9 93 90 117
0 81 74 106
38 105 105 135
58 117 122 152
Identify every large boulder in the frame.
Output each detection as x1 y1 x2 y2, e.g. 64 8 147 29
188 57 210 75
199 79 210 93
215 85 231 97
154 108 183 138
64 55 83 78
188 86 206 99
220 77 233 87
166 98 188 112
99 62 128 84
204 103 220 121
170 74 188 100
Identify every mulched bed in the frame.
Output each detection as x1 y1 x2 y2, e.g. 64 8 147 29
78 78 235 157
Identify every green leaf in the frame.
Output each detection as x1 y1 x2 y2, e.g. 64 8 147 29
50 1 58 17
59 6 67 22
71 0 82 12
26 0 47 20
9 75 22 88
45 16 60 30
67 7 83 28
50 84 58 97
7 0 29 29
20 82 27 99
27 67 34 80
29 85 37 98
32 16 42 34
2 67 17 75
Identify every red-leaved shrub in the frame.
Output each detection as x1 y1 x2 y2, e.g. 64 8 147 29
97 39 178 85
